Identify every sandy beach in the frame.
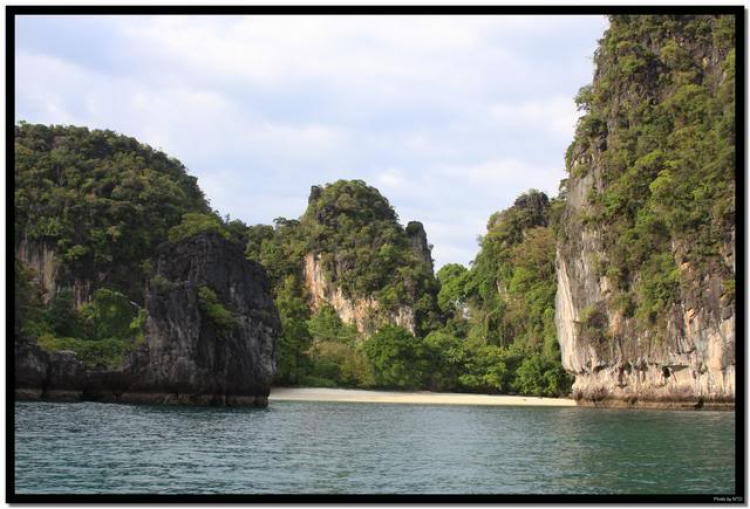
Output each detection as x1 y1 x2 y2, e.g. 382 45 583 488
269 387 576 407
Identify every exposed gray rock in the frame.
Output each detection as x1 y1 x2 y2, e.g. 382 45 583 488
308 185 323 205
133 232 280 400
406 221 434 271
15 233 281 407
15 339 49 397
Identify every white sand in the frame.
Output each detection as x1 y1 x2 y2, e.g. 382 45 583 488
269 387 575 407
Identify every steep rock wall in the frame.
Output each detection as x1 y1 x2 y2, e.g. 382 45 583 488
15 233 281 406
406 221 434 272
303 252 416 335
556 172 735 407
555 15 735 408
16 239 59 302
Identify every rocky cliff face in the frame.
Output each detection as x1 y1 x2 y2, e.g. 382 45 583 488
555 15 735 408
16 239 59 303
406 221 434 271
303 252 416 335
15 233 281 406
299 181 439 337
134 233 280 403
556 182 735 408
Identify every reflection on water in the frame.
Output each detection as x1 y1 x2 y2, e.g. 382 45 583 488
14 401 735 494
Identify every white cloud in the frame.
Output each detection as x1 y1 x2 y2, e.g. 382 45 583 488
15 15 608 268
490 96 582 138
378 168 406 188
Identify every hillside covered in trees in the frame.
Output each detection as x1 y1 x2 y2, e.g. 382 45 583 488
556 14 736 405
14 124 571 397
14 14 736 406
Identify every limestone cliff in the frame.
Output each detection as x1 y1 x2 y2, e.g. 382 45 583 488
555 15 736 408
303 252 416 335
299 181 439 336
14 124 210 307
406 221 434 272
15 233 281 406
15 239 59 302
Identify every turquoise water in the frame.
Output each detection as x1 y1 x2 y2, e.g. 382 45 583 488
14 400 735 495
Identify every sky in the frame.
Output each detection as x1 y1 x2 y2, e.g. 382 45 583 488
15 14 609 269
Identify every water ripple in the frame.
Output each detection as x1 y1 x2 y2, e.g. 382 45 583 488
14 401 735 495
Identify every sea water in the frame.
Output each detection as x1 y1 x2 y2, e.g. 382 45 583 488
14 400 735 494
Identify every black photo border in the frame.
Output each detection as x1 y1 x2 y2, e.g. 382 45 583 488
5 3 746 504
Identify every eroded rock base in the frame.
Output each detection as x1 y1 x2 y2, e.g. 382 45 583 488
572 365 735 410
16 389 268 407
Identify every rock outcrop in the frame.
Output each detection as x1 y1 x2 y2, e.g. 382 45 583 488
15 233 281 406
405 221 434 271
555 15 735 409
556 186 735 409
299 181 439 337
16 239 59 303
303 252 416 335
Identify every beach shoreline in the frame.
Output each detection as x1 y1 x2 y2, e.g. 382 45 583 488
269 387 576 407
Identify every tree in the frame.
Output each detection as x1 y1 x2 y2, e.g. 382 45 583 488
363 325 429 389
273 275 312 385
46 288 81 338
424 330 466 391
80 288 137 340
168 213 229 243
436 263 469 315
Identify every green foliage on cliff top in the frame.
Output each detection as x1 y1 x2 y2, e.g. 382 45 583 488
15 123 210 302
169 213 231 243
431 190 572 397
302 180 439 328
566 14 735 332
248 180 440 339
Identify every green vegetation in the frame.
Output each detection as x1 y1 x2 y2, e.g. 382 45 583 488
198 286 238 332
363 325 430 389
260 187 572 397
300 305 373 388
15 123 211 303
169 213 230 243
566 15 735 334
37 334 132 370
242 180 445 389
428 190 572 396
273 275 313 385
17 261 146 369
302 180 440 334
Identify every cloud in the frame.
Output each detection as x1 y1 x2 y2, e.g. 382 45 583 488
490 96 582 138
378 168 407 189
15 15 608 268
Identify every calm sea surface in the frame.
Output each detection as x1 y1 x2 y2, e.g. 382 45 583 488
14 400 735 495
